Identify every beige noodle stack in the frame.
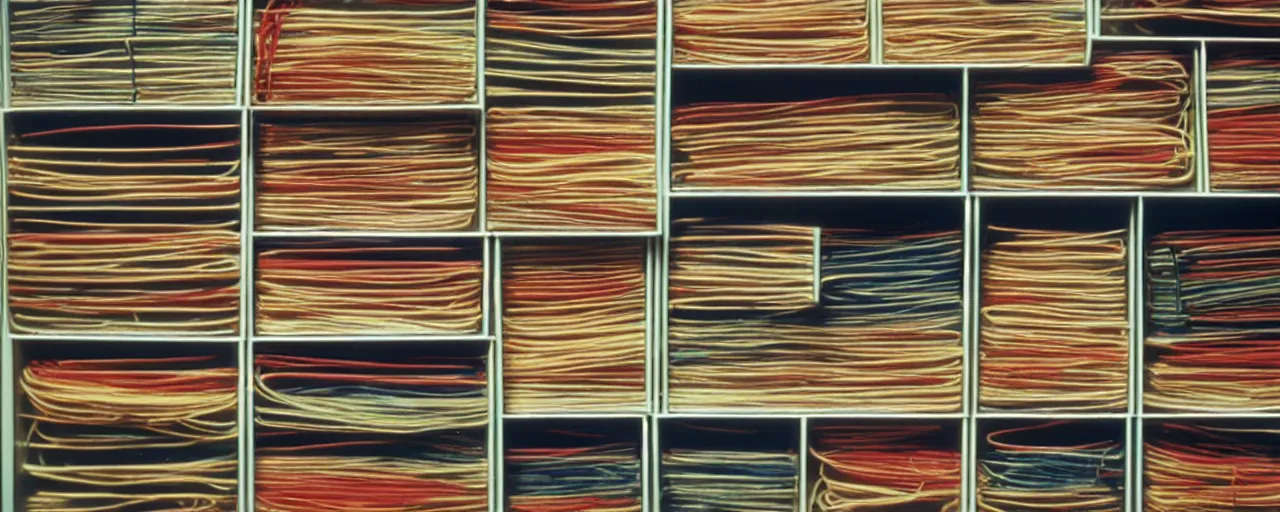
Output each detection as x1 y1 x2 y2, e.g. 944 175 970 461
669 222 818 312
672 0 869 64
254 0 476 104
981 227 1130 411
256 245 483 335
7 122 242 334
256 118 479 232
973 51 1195 190
10 0 238 104
672 95 961 191
502 241 648 413
883 0 1087 64
486 0 658 231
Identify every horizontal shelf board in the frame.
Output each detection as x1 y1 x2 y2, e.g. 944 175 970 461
974 412 1132 420
6 104 242 113
503 413 649 421
10 334 241 343
670 189 966 199
672 63 1088 71
253 230 487 239
249 103 481 112
492 230 662 238
1094 35 1280 44
665 409 962 417
1141 412 1280 419
658 412 968 419
251 334 492 343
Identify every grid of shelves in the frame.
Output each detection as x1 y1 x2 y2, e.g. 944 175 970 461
0 0 1278 510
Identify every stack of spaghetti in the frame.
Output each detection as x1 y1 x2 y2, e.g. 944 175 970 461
669 222 817 312
7 121 241 334
671 95 961 191
1102 0 1280 34
10 0 237 104
256 117 479 231
502 241 648 413
1145 423 1280 511
668 224 964 411
256 243 483 335
663 449 797 510
486 0 657 231
1146 229 1280 411
254 0 475 104
980 227 1130 411
507 431 642 512
254 353 487 511
1207 52 1280 190
809 424 961 511
978 422 1125 511
672 0 869 64
21 355 238 511
972 51 1195 190
883 0 1086 64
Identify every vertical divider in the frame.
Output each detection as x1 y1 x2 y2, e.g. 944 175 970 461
1127 198 1140 512
1125 416 1135 512
870 0 882 64
4 0 12 109
1133 197 1147 512
492 236 505 511
641 416 652 512
646 238 656 414
477 0 487 230
1128 199 1140 420
240 106 254 512
652 416 663 512
960 68 971 194
962 197 974 418
1197 40 1211 193
967 196 983 512
659 0 673 416
238 0 254 504
1083 0 1094 66
0 110 13 511
798 416 808 512
1134 417 1145 512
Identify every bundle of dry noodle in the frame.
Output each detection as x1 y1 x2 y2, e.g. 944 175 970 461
256 118 479 231
21 356 238 511
486 0 657 231
255 0 475 104
1146 423 1280 511
672 95 961 191
981 227 1129 411
810 424 961 511
669 319 963 411
663 448 798 511
7 122 241 334
669 222 817 312
978 421 1124 512
1103 0 1280 33
502 241 648 413
10 0 237 104
255 354 487 434
256 439 487 512
507 431 642 512
1207 53 1280 190
1146 229 1280 412
669 226 963 412
883 0 1086 64
672 0 868 64
256 244 482 335
973 51 1195 190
